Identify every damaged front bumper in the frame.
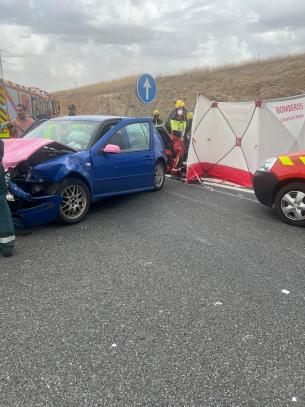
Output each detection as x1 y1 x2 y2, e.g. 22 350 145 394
7 181 62 228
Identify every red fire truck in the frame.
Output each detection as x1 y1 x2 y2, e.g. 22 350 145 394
0 79 60 138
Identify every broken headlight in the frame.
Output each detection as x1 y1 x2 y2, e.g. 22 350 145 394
6 192 15 202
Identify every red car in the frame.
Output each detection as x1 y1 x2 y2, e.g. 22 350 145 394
253 152 305 226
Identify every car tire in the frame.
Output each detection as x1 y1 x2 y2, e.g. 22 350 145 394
153 160 165 191
275 182 305 227
48 178 91 225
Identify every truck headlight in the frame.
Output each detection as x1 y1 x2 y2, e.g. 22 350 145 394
259 157 277 172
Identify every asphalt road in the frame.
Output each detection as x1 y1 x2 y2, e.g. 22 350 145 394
1 179 305 407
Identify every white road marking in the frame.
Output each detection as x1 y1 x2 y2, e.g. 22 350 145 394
289 249 305 259
165 174 254 194
201 180 254 194
211 188 257 202
165 185 258 203
166 180 258 203
194 236 212 246
164 190 209 205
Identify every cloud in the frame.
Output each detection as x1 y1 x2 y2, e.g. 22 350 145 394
0 0 305 91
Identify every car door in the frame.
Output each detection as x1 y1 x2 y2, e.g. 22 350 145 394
91 121 155 197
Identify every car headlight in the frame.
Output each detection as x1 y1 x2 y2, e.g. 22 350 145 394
5 171 10 185
259 157 277 172
6 192 15 202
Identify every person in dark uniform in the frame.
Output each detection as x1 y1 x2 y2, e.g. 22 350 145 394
152 109 163 126
0 140 15 257
67 104 77 116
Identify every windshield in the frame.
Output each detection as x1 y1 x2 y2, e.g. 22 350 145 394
23 119 100 151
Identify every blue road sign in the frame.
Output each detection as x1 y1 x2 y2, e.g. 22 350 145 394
136 73 157 104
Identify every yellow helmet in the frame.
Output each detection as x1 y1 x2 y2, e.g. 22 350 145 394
153 109 160 115
175 99 185 109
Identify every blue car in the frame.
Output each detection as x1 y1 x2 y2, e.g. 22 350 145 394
4 116 167 227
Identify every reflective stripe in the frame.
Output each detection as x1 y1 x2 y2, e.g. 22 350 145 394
299 156 305 165
0 83 9 124
0 235 15 244
278 156 294 166
0 108 8 121
0 128 9 138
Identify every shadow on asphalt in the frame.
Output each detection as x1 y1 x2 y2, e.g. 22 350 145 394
89 191 146 215
15 191 148 236
15 182 297 235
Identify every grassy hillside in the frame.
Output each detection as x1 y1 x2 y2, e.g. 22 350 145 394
53 54 305 119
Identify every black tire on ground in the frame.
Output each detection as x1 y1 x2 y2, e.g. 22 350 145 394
48 177 91 225
153 160 165 191
274 182 305 227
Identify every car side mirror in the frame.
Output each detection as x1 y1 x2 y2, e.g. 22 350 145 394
101 144 121 154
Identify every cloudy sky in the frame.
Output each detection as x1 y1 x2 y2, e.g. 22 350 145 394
1 0 305 92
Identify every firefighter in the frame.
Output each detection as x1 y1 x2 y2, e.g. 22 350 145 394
152 109 163 126
167 100 193 176
168 100 193 135
0 139 15 257
0 103 35 138
170 130 185 177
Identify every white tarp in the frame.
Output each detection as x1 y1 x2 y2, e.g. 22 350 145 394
187 94 305 186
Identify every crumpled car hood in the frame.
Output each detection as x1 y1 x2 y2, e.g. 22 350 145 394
3 138 76 172
3 138 55 171
3 138 75 228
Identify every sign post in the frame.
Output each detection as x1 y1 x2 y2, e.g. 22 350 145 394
136 73 157 116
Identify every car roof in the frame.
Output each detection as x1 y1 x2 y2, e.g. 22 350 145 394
49 115 152 122
50 115 122 122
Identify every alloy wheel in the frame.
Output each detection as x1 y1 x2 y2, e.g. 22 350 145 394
60 185 87 220
154 162 165 189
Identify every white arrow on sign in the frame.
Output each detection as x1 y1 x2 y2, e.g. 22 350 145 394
143 78 151 100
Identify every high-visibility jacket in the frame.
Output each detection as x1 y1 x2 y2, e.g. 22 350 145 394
170 118 187 133
168 108 193 137
44 122 57 139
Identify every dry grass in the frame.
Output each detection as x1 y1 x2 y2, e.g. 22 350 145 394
53 53 305 119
